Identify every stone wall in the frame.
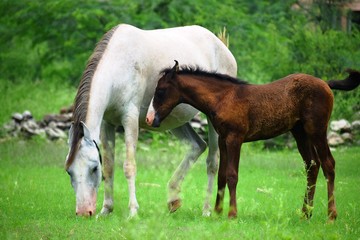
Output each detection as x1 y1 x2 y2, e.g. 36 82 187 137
1 107 359 148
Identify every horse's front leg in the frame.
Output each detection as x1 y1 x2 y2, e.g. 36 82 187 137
202 119 218 217
99 121 115 216
226 135 242 219
168 123 207 213
122 112 140 218
214 136 227 214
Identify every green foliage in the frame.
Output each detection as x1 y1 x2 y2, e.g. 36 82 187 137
0 0 359 122
1 0 359 83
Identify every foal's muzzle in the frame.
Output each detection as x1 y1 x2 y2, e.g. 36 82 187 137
152 113 161 128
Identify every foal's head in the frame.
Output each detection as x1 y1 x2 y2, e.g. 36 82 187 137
65 122 102 216
146 60 182 127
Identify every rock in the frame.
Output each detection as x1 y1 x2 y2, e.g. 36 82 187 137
12 113 23 123
341 132 353 143
22 110 33 120
330 119 351 132
351 120 360 131
21 119 42 136
43 113 72 124
45 126 67 140
327 131 344 146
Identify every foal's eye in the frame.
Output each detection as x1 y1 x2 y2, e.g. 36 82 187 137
157 89 166 98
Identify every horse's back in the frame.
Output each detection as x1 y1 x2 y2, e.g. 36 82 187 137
95 24 237 129
111 24 236 72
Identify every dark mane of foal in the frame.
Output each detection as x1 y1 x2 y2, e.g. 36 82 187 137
161 66 248 85
65 25 118 169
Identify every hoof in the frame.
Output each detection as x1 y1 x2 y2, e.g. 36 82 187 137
168 199 182 213
328 210 337 222
128 207 139 220
228 211 237 219
214 206 223 215
99 206 113 216
302 205 313 219
202 209 211 217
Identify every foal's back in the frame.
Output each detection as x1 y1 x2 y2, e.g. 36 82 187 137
230 74 334 141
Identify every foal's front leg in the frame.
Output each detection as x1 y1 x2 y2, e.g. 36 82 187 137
226 136 242 218
215 136 227 214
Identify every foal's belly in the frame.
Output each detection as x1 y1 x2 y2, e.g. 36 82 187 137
244 117 299 142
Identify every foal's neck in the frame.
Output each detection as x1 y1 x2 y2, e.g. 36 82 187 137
178 74 238 114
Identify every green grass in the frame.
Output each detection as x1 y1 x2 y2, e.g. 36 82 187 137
0 137 359 239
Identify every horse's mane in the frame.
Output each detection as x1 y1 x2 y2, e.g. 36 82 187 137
66 25 118 169
161 65 247 85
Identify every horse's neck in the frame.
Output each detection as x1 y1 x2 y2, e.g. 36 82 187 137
83 77 113 142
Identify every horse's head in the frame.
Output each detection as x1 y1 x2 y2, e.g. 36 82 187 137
65 121 102 216
146 60 181 127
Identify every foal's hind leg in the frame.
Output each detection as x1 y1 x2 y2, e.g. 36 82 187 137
312 135 337 221
292 126 320 219
168 123 207 213
99 121 116 216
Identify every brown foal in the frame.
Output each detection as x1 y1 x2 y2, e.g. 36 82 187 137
146 61 359 220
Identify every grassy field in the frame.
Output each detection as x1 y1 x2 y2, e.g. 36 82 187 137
0 136 359 239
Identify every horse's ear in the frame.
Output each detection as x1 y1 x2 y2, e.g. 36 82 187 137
68 122 74 146
80 121 92 140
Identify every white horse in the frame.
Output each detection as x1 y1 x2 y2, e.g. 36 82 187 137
65 24 237 218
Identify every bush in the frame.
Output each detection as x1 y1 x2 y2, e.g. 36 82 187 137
1 0 359 122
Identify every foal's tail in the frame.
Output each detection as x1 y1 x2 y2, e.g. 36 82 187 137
327 69 360 91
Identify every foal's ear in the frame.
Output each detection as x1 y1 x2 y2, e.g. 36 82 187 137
167 60 179 80
173 60 179 72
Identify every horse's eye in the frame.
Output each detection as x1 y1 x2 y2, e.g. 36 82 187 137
91 166 98 174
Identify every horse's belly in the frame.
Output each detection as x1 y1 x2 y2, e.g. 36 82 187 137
139 104 199 131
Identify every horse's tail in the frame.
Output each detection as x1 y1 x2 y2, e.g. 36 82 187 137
217 27 229 48
327 69 360 91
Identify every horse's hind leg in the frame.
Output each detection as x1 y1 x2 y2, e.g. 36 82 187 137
168 123 207 213
291 125 320 219
99 121 116 216
311 134 337 221
202 119 219 216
